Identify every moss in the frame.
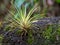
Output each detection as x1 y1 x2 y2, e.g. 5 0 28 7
0 35 4 43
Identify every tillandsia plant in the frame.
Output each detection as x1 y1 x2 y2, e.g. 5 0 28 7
7 3 40 32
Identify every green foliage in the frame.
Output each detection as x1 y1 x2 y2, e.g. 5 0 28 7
0 35 4 43
57 25 60 35
55 0 60 3
42 24 60 44
34 0 39 3
27 30 34 45
16 30 23 35
43 25 53 39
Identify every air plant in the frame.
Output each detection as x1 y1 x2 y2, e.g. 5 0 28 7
7 3 40 32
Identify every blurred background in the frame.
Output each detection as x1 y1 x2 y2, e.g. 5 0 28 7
0 0 60 20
